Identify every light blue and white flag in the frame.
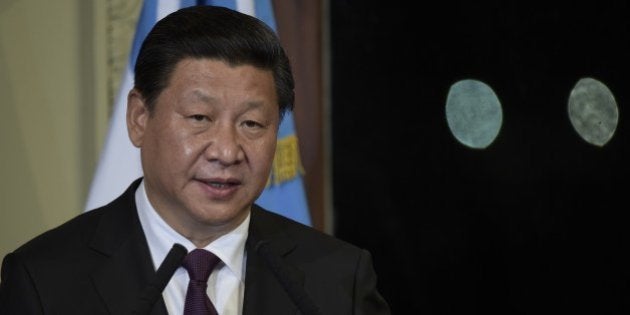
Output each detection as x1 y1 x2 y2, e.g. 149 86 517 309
85 0 311 226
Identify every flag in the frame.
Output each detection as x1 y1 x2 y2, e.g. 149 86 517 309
85 0 311 226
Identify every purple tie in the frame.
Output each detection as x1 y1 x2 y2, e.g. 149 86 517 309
182 249 221 315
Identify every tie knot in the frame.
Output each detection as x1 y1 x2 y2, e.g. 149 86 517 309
182 249 221 282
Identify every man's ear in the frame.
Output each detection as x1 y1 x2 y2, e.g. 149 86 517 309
127 89 149 148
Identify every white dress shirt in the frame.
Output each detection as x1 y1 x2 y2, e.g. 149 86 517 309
135 180 248 315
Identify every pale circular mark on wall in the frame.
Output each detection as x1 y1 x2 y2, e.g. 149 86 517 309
446 79 503 149
568 77 618 147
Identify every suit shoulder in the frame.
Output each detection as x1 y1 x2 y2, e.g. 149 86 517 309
9 179 142 260
252 205 361 252
9 207 107 260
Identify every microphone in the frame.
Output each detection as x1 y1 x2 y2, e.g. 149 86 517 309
255 241 322 315
133 243 188 315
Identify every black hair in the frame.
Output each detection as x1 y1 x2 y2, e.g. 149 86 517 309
134 5 295 120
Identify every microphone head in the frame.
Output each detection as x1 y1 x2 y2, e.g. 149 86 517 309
133 243 188 314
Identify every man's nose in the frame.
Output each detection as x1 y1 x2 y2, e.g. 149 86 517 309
203 124 244 166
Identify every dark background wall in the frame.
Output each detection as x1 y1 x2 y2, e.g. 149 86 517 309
330 1 630 313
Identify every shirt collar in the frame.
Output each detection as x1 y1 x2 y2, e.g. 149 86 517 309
135 179 249 281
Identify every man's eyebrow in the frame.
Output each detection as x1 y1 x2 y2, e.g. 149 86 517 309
188 89 269 110
190 89 213 103
244 101 265 109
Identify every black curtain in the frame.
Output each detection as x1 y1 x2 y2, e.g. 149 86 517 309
331 1 630 313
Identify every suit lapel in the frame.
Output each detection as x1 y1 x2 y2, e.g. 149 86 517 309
242 206 303 315
88 179 168 315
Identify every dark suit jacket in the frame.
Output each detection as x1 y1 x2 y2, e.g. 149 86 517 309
0 179 390 315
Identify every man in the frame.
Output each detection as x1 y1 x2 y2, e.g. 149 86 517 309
0 5 391 315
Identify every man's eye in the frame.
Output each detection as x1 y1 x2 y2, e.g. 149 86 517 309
243 120 263 128
190 115 207 121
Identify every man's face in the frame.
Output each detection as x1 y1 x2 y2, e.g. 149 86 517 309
127 58 279 237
